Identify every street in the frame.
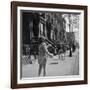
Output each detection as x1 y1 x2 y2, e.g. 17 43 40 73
22 49 79 78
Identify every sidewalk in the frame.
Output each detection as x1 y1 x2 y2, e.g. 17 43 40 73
22 49 79 78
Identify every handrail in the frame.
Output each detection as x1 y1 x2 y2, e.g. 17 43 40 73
40 36 56 48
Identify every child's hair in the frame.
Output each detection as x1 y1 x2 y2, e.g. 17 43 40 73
38 37 44 44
